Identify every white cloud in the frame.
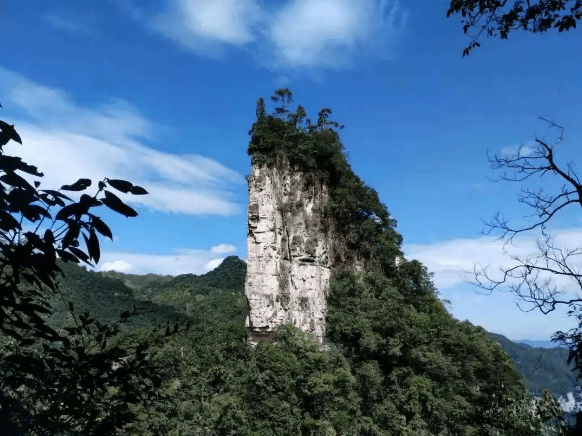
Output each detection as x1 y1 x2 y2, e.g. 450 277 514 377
210 243 237 254
150 0 265 58
146 0 406 70
0 67 244 216
500 141 536 158
94 249 230 275
401 230 582 341
99 260 133 273
204 258 225 271
267 0 405 68
403 229 582 296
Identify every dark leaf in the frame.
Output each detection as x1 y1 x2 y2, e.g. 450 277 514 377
130 185 148 195
107 179 134 193
0 172 35 191
41 189 73 201
21 272 40 289
56 203 83 221
44 229 55 245
27 303 53 315
39 193 65 207
80 193 102 208
57 249 79 263
120 311 130 319
68 301 74 313
32 269 55 290
87 228 100 263
101 190 138 218
24 204 51 221
20 338 36 346
89 214 113 240
0 155 43 176
3 329 23 341
69 247 92 265
64 326 80 336
0 120 22 145
22 231 42 246
34 180 40 188
62 222 81 248
0 210 21 231
61 178 92 191
9 317 31 330
30 320 59 337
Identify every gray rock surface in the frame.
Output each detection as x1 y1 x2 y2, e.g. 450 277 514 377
245 161 334 343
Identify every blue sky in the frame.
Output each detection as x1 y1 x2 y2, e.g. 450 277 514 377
1 0 581 341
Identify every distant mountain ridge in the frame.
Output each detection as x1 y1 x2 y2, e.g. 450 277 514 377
514 339 567 349
98 255 246 302
488 331 579 419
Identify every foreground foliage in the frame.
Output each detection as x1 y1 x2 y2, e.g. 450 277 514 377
447 0 582 56
0 106 188 435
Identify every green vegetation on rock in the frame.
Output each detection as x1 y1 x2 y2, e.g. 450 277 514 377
248 88 402 276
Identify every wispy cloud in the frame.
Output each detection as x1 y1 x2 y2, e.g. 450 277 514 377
44 6 112 37
404 229 582 296
45 14 98 36
267 0 406 69
0 67 244 216
210 243 237 254
96 249 230 275
403 233 582 340
150 0 265 59
145 0 406 70
500 141 536 158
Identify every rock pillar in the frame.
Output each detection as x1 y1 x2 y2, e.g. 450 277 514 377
245 162 333 343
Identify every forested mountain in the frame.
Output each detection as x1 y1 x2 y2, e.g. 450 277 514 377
13 237 578 434
97 255 246 303
3 241 577 434
30 256 582 410
38 256 248 333
488 332 577 401
23 245 581 432
101 262 580 390
43 260 190 331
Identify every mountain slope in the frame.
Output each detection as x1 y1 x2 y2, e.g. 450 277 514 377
489 331 579 410
32 257 582 411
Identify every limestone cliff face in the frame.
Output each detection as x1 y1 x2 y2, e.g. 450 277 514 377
245 161 334 343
